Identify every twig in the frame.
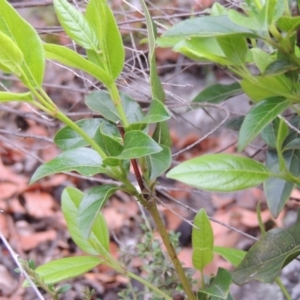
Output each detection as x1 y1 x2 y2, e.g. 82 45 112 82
0 227 45 300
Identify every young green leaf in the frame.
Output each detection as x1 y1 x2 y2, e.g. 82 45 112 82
251 48 275 73
30 148 106 183
198 268 232 299
44 44 112 86
77 184 118 239
54 0 98 51
216 35 248 65
232 216 300 285
54 118 105 150
0 0 44 86
192 209 214 271
260 117 280 148
192 82 242 104
277 16 300 32
61 187 110 255
240 75 293 101
146 145 171 179
34 256 103 285
238 97 289 151
141 99 171 123
86 0 124 79
0 31 23 75
228 9 262 31
167 154 271 192
117 131 162 159
0 91 32 103
213 246 246 267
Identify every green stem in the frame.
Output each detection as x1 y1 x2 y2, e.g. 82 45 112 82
275 277 292 300
107 82 129 127
147 201 196 300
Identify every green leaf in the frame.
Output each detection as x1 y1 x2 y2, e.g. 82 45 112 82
198 268 232 299
44 44 112 86
264 59 295 76
61 187 110 255
152 121 172 147
232 216 300 284
238 97 289 151
86 0 124 79
94 121 123 157
146 145 171 179
167 154 271 192
213 246 246 267
54 0 98 51
0 31 23 75
85 91 144 126
34 256 102 285
216 35 248 65
276 117 289 170
0 0 44 86
192 247 214 272
264 150 300 218
228 9 262 31
251 48 275 73
171 37 229 65
225 116 245 131
192 82 242 104
30 148 106 183
158 15 258 46
117 131 162 159
142 99 171 123
260 117 280 148
284 138 300 150
77 184 118 239
54 118 104 150
192 209 214 271
277 16 300 32
0 91 32 103
240 75 293 101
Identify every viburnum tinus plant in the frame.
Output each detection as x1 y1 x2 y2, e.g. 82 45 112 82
1 0 300 299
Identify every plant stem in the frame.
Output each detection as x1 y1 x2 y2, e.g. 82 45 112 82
275 277 292 300
108 82 129 127
147 201 196 300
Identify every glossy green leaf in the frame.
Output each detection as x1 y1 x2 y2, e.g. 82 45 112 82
117 131 162 159
240 76 293 101
159 15 258 46
192 82 242 104
34 256 102 285
78 184 118 239
44 44 112 86
30 148 106 183
260 117 280 148
167 154 271 192
171 37 229 65
0 0 44 86
0 91 32 103
61 187 110 255
232 215 300 285
251 48 275 73
277 16 300 32
142 99 171 123
198 268 232 299
213 246 246 267
86 0 124 79
94 121 123 157
0 31 23 75
238 97 289 151
216 36 248 65
54 0 98 51
264 150 300 218
146 145 171 179
54 118 104 150
192 209 214 271
85 90 144 125
264 59 295 76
